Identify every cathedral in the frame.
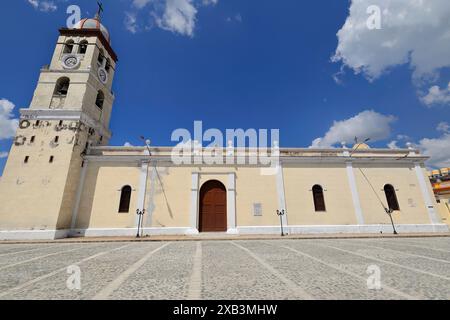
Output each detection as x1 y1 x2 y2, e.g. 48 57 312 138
0 15 448 240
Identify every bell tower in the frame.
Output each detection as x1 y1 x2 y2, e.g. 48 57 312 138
0 12 118 239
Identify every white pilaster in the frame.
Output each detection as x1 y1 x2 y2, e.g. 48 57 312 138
136 161 149 226
414 162 440 225
227 173 238 234
346 161 365 225
187 173 200 234
275 164 288 227
70 160 88 230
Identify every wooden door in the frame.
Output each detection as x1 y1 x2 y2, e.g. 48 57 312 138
199 180 227 232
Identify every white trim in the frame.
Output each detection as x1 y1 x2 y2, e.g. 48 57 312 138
227 173 237 234
237 224 449 235
20 109 112 138
136 161 149 226
275 164 288 226
189 173 200 233
0 229 69 240
414 163 441 226
346 161 365 225
1 223 447 240
70 160 88 229
145 166 158 227
69 227 195 237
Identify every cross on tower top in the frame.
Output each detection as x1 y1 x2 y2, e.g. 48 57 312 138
95 1 104 19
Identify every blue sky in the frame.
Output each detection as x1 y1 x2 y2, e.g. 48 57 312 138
0 0 449 173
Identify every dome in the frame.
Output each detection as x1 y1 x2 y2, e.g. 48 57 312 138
73 18 110 43
352 143 370 150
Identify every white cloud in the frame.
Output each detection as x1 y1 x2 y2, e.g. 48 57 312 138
124 142 134 147
226 13 242 23
126 0 218 36
0 152 8 159
202 0 218 5
156 0 197 37
0 99 19 140
333 0 450 81
437 121 450 133
421 82 450 106
387 140 398 149
124 12 139 34
27 0 57 12
311 110 396 148
132 0 152 9
416 134 450 169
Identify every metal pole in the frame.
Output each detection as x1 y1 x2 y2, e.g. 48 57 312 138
136 210 143 238
277 210 286 237
386 208 398 235
140 209 145 237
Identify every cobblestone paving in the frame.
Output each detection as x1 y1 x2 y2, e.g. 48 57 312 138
0 237 448 300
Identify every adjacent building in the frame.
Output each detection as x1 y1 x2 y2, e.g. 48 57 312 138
429 168 450 226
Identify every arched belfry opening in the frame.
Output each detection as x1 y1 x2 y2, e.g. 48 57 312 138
199 180 227 232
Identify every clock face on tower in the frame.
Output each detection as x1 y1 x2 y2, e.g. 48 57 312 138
98 67 108 84
61 54 80 69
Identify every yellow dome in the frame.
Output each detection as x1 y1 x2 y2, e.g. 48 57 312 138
352 143 370 150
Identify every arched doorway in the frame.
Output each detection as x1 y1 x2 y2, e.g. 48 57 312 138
199 180 227 232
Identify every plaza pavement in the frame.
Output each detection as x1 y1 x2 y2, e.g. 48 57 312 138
0 237 449 300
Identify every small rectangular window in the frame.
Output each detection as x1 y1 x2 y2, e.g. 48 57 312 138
24 156 29 164
253 203 263 216
49 156 54 163
30 136 35 143
59 120 63 126
54 136 59 143
35 120 40 126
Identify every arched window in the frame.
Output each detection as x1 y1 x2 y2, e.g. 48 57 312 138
54 77 70 96
78 40 88 54
95 90 105 109
118 186 132 213
384 184 400 211
105 58 111 73
312 185 326 212
97 49 104 66
63 40 74 54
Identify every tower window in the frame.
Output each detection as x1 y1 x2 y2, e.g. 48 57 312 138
105 58 111 72
95 90 105 110
97 49 105 66
30 136 35 143
35 120 40 126
49 156 54 163
384 184 400 211
59 120 64 126
54 136 59 143
118 186 132 213
24 156 29 164
312 185 326 212
54 77 70 96
63 40 75 54
78 40 88 54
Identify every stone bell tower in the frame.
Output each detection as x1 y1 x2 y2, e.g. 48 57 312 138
0 12 118 239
